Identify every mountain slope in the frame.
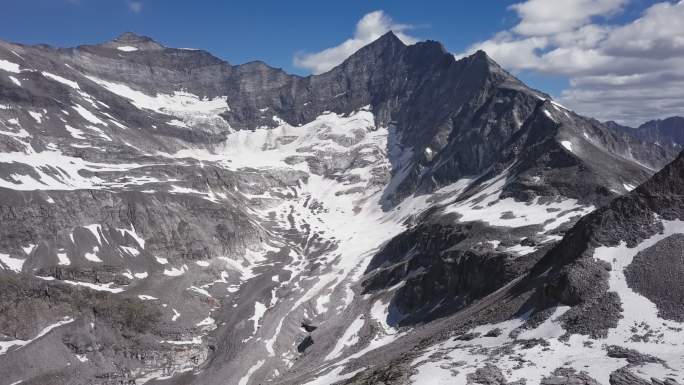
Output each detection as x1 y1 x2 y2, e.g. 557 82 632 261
0 32 679 385
384 149 684 385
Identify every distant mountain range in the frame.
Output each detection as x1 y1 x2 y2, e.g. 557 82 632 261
606 116 684 150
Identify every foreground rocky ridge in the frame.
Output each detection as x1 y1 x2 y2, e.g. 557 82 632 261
0 32 681 385
358 149 684 385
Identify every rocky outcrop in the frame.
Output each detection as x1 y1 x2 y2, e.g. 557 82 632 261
624 234 684 321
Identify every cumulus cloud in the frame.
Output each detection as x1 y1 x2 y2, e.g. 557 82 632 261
293 10 418 74
603 1 684 59
460 0 684 125
510 0 627 36
128 1 142 13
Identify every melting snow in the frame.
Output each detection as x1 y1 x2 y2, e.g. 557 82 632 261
167 119 188 128
85 125 112 141
0 127 30 138
189 286 212 297
0 317 74 355
41 71 79 89
315 293 331 314
83 224 104 244
443 172 593 231
370 299 395 335
116 46 139 52
36 276 125 293
162 337 202 345
118 225 145 249
75 354 88 362
84 246 102 262
28 111 43 123
72 103 106 125
22 244 35 255
302 367 365 385
0 253 25 273
120 246 140 257
561 140 573 152
543 109 557 122
0 59 21 73
85 75 230 118
56 252 70 266
0 147 147 191
249 301 267 335
238 360 265 385
196 317 215 327
163 264 188 277
64 125 86 139
325 315 365 360
551 100 569 110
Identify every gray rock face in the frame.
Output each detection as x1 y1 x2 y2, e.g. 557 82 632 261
520 150 684 341
362 220 545 325
610 369 650 385
607 117 684 152
606 346 664 365
0 31 682 385
541 368 601 385
467 364 524 385
624 234 684 322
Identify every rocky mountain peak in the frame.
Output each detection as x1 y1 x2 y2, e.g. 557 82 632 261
373 30 405 47
113 32 152 42
103 32 164 51
335 30 407 68
606 115 684 151
641 116 684 132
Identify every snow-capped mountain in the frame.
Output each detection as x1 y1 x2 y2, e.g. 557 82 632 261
0 32 681 385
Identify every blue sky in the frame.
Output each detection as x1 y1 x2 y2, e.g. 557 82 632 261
0 1 513 69
1 0 681 124
0 1 559 90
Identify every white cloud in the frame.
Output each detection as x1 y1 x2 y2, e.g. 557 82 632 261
460 0 684 125
293 10 419 74
128 1 142 13
603 1 684 59
510 0 627 36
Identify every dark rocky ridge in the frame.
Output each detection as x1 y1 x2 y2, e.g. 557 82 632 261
362 219 548 325
342 149 684 385
523 149 684 335
624 234 684 322
607 116 684 151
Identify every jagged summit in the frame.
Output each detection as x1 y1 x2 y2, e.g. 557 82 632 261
607 116 684 150
112 32 155 43
102 31 164 51
375 30 405 46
